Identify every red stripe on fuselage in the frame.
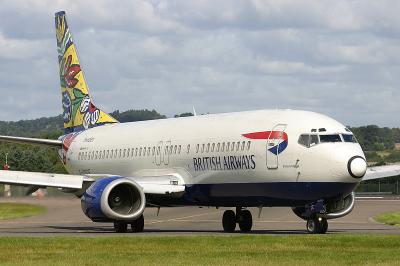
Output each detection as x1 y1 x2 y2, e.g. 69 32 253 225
242 131 288 141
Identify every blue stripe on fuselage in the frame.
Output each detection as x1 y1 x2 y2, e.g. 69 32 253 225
146 182 357 207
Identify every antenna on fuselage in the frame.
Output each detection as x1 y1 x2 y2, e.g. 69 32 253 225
192 106 197 116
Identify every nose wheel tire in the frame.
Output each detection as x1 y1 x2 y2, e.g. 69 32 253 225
238 209 253 232
222 210 236 232
131 215 144 233
306 217 328 234
114 221 128 233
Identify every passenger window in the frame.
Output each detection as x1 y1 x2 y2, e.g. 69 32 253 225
216 143 220 152
241 141 245 151
123 149 126 158
170 145 173 154
232 142 236 151
139 147 142 156
226 142 230 151
143 147 147 156
178 145 181 154
152 147 155 155
187 144 190 154
135 148 138 156
201 144 205 153
148 147 151 156
221 142 225 152
206 143 210 153
196 144 199 153
174 145 177 154
247 141 251 150
211 143 215 152
119 149 122 158
106 150 109 158
127 148 130 157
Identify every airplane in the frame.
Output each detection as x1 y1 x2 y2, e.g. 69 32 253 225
0 11 399 234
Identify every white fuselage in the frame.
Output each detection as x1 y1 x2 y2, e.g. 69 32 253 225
63 109 365 207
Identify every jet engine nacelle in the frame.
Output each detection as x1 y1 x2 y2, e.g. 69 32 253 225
81 176 146 222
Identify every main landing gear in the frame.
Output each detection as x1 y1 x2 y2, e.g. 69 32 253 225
306 216 328 234
222 207 253 233
113 215 145 233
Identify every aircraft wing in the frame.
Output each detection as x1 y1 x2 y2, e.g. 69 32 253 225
0 170 185 195
363 164 400 181
0 170 92 189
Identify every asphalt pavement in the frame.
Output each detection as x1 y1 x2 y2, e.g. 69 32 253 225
0 196 399 236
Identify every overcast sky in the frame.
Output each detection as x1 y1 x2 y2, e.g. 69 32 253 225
0 0 399 127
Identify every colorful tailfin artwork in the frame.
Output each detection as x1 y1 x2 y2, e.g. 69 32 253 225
55 11 118 134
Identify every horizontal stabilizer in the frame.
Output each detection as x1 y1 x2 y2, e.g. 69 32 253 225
0 135 62 148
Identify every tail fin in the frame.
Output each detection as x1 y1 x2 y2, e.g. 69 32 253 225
55 11 118 134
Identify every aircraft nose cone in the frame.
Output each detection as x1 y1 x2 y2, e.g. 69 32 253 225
347 156 367 178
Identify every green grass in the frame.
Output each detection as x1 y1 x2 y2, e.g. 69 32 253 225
375 211 400 226
0 235 399 265
0 203 46 220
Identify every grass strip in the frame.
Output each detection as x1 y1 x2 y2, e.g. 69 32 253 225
375 211 400 226
0 235 398 265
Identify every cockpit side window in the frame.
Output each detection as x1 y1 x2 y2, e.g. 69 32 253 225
342 134 358 143
298 134 319 148
319 134 342 143
298 134 310 147
310 134 319 146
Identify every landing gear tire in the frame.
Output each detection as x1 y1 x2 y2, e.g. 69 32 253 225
222 210 236 232
114 221 128 233
306 217 328 234
131 215 144 233
238 209 253 232
321 218 328 233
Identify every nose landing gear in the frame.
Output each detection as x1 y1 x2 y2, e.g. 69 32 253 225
222 207 253 233
306 217 328 234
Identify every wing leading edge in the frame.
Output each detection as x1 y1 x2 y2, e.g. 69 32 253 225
363 164 400 181
0 170 185 195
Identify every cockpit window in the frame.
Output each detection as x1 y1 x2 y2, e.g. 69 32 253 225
319 134 342 143
342 134 358 143
298 134 310 147
298 134 319 148
310 135 319 146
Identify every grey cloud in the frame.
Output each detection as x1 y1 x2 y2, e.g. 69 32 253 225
0 0 399 127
